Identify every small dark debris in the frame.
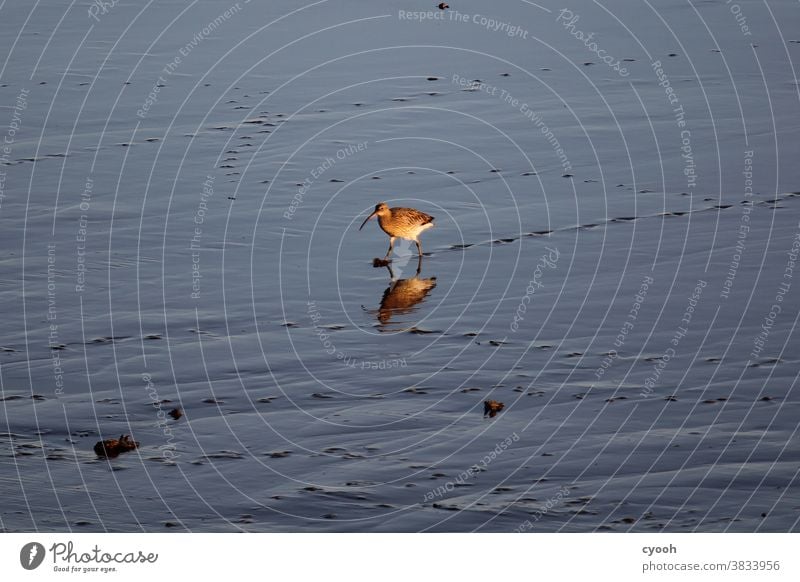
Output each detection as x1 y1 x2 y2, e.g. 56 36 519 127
484 400 504 418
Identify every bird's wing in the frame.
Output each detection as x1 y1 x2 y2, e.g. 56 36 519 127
395 207 434 225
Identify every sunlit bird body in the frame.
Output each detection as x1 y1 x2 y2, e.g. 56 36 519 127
359 202 434 258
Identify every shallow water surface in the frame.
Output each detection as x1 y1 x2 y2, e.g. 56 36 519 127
1 0 799 532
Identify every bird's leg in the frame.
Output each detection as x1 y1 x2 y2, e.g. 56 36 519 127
415 239 423 257
414 253 422 276
385 236 396 259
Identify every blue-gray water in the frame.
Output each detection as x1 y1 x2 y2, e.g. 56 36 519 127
1 0 799 531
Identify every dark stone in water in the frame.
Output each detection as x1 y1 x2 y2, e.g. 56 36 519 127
94 435 139 458
484 400 504 418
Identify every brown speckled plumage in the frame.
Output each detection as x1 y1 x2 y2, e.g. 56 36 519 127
359 202 435 257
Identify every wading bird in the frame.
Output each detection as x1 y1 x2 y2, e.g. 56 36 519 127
359 202 434 259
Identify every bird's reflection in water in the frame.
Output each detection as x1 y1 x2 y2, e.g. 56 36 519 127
366 255 437 330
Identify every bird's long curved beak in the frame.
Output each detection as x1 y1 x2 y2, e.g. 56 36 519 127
359 210 377 231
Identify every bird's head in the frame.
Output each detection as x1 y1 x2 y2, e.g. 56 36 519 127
359 202 389 230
